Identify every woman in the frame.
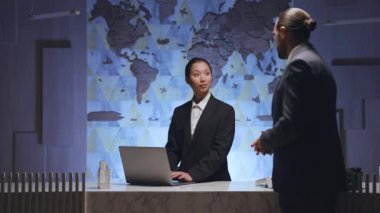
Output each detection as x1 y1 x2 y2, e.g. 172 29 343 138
165 57 235 182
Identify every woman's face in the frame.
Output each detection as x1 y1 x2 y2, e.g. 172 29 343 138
186 61 212 98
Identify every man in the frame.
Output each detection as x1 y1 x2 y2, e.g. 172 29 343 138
252 8 346 213
166 57 235 182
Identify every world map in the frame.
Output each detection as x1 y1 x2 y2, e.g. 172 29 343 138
87 0 290 181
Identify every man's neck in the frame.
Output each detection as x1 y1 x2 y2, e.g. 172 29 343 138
286 39 307 59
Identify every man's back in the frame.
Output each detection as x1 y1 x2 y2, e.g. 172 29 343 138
271 43 346 193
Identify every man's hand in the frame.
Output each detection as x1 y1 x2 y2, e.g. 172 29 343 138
171 171 193 182
251 138 272 155
251 138 263 155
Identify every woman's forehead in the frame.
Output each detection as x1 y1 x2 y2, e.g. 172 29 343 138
191 61 210 71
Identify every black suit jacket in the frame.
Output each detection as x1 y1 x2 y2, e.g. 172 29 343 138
165 95 235 182
260 43 346 194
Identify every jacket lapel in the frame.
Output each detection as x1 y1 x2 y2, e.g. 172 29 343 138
183 101 192 147
188 95 216 148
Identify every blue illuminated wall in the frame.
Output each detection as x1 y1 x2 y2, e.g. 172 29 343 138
87 0 290 181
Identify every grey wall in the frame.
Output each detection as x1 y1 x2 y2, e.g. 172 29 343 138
0 0 86 172
295 0 380 174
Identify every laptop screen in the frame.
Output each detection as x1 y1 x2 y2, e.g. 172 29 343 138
119 146 174 186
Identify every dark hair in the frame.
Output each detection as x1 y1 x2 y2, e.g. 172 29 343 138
185 57 212 79
277 8 317 41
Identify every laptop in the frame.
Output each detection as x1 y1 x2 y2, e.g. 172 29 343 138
119 146 192 186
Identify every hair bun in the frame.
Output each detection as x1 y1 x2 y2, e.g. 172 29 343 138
304 19 317 32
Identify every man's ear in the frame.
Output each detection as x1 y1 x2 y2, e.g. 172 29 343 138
185 77 190 85
279 26 287 39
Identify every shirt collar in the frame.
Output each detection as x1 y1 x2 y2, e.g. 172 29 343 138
287 42 308 64
192 92 211 110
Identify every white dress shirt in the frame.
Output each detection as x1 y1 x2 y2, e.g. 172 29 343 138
191 92 211 137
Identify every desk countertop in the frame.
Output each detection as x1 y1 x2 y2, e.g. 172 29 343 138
86 181 280 213
86 181 273 192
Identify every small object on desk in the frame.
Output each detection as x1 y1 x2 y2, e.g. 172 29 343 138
97 160 111 189
255 177 272 189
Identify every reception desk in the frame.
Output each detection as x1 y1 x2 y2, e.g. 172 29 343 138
86 181 280 213
2 176 379 213
0 173 380 213
86 181 380 213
